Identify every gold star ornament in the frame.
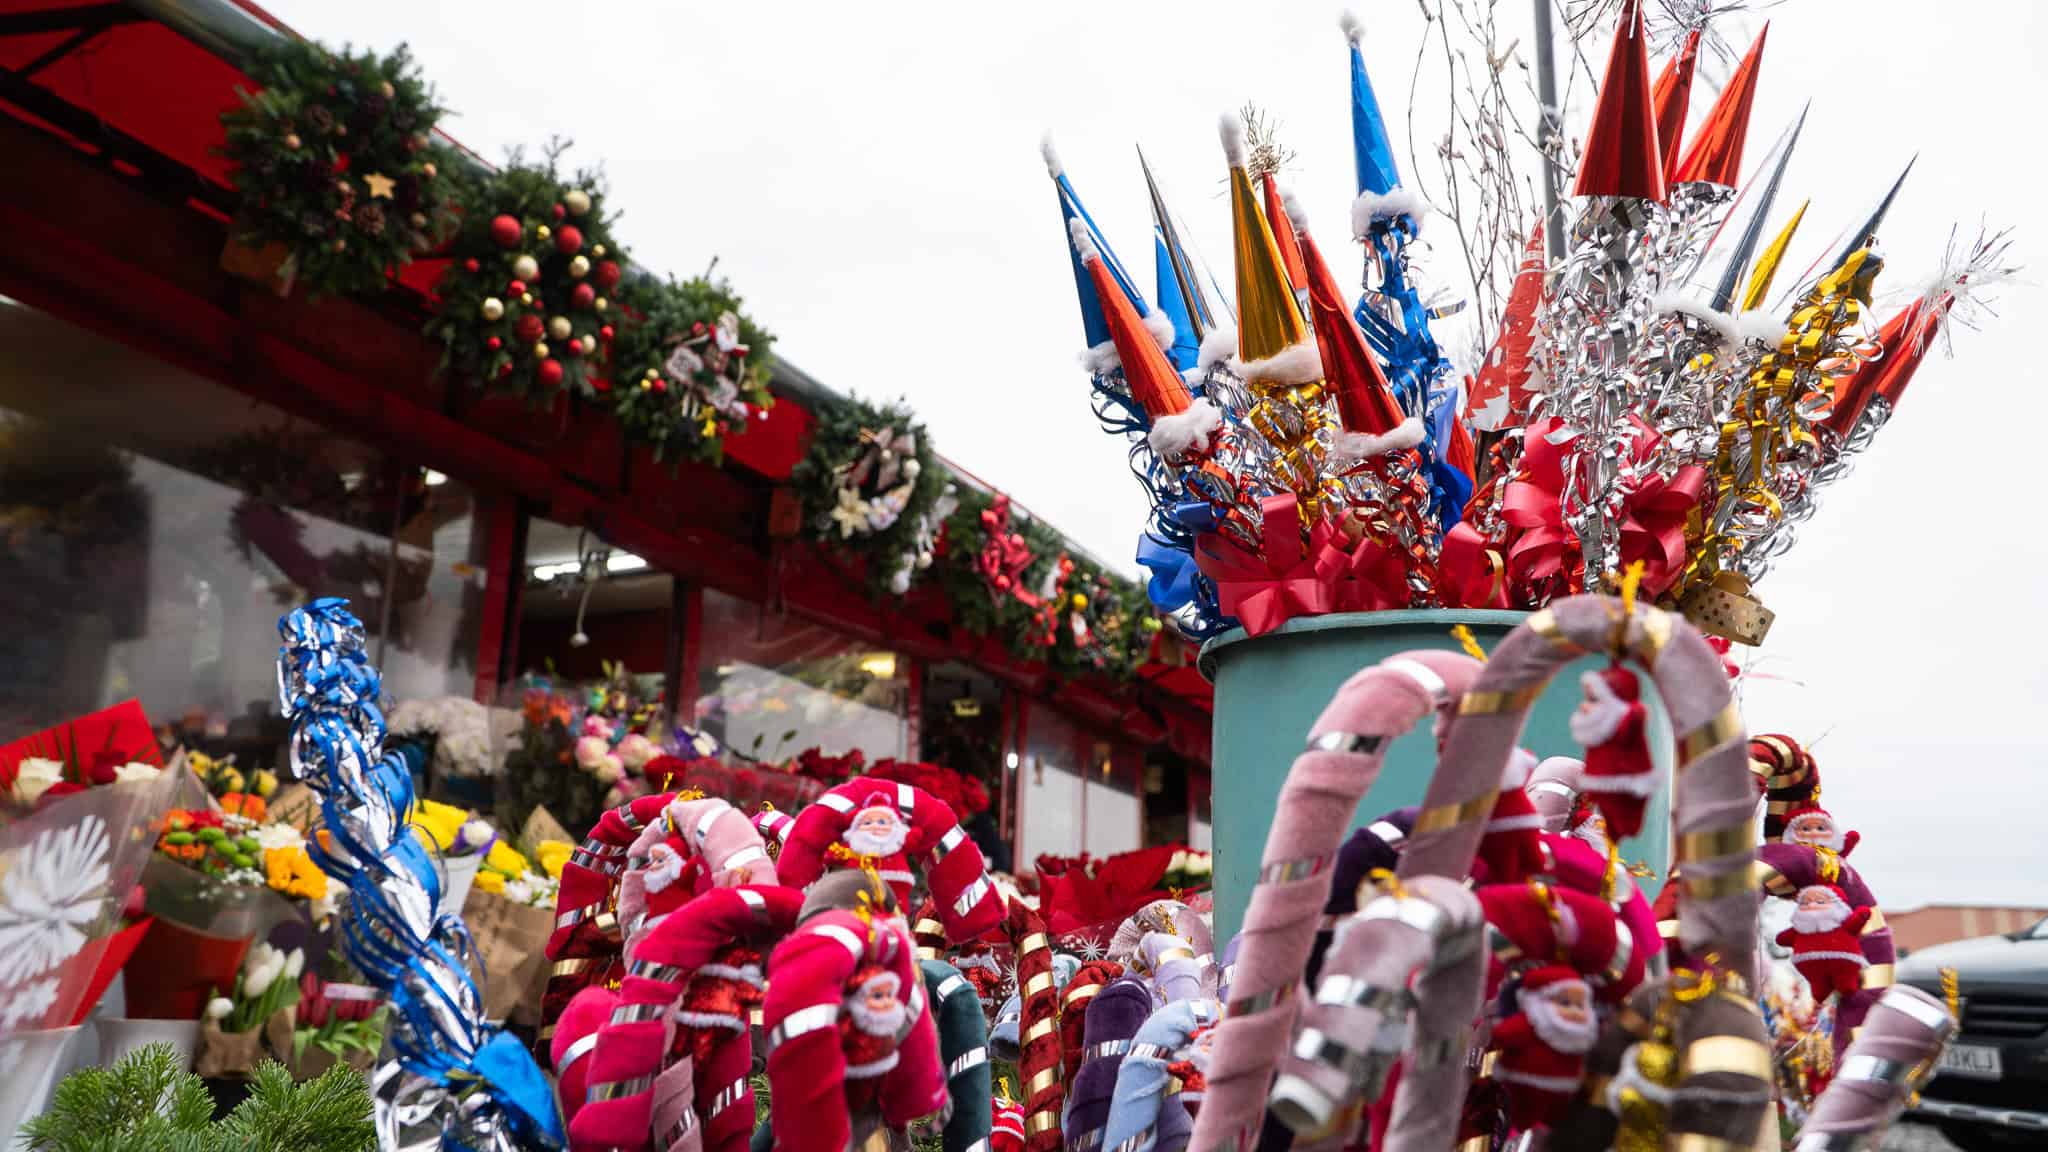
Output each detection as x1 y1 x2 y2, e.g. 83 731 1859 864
362 172 396 199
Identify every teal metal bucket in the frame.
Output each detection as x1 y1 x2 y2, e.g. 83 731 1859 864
1198 609 1671 945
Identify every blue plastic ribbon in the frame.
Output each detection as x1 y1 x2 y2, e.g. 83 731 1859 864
278 598 564 1150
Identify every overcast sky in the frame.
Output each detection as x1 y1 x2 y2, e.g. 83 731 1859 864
262 0 2047 910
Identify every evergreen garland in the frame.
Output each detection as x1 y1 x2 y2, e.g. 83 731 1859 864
790 394 948 594
22 1043 374 1152
609 275 776 464
427 141 624 399
220 40 456 298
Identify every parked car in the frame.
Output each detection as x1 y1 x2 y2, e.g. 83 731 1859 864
1898 917 2048 1151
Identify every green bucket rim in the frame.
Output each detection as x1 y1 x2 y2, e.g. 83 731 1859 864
1196 609 1532 681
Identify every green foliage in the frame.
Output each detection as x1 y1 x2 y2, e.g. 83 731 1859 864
21 1043 373 1152
220 40 457 298
427 140 624 400
609 274 777 464
790 394 948 595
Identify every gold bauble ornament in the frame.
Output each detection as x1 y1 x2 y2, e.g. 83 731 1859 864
410 213 427 229
536 224 552 241
521 293 534 306
548 316 573 341
283 133 302 150
532 342 549 359
591 244 606 258
579 334 597 354
568 255 590 278
512 254 540 282
421 162 437 179
594 297 608 312
563 189 592 216
378 81 396 100
1071 593 1089 610
332 238 347 252
639 379 653 391
480 297 505 321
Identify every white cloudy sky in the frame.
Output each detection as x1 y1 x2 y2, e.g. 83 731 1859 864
262 0 2046 909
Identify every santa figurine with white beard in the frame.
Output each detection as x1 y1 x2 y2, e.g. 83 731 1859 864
1490 965 1600 1130
1477 749 1549 885
841 964 911 1087
1570 665 1655 840
1775 883 1873 1004
1780 801 1860 858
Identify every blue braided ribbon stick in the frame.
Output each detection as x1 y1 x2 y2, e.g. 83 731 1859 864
278 598 564 1151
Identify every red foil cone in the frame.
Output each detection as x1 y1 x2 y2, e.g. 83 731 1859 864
1822 304 1913 438
1651 30 1701 179
1573 0 1667 201
1260 173 1309 294
1295 215 1406 435
1674 24 1769 186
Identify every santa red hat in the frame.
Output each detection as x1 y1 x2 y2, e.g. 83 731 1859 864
1517 963 1584 997
1479 882 1638 1002
779 779 1003 943
1478 749 1548 885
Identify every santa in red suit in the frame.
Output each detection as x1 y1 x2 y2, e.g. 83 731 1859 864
1477 749 1548 885
776 779 1003 943
1775 884 1871 1005
1490 965 1598 1131
1780 802 1859 857
1570 665 1655 840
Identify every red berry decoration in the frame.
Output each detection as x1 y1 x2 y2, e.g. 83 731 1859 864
599 325 615 342
507 280 527 296
553 226 584 255
486 336 502 350
463 258 481 273
570 283 596 310
537 359 565 387
488 214 522 249
594 260 622 290
513 314 545 344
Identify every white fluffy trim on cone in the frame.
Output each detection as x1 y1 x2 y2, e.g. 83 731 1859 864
1333 417 1424 462
1148 397 1223 460
1231 340 1323 385
1351 187 1430 239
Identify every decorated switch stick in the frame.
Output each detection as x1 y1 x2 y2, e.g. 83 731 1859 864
276 599 562 1149
1099 997 1220 1152
1794 985 1957 1150
776 780 1002 943
921 958 994 1152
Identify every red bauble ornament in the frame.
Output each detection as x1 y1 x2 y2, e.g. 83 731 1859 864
552 203 567 220
652 377 667 393
594 260 622 290
553 226 584 255
463 258 481 273
488 214 522 249
486 337 502 350
513 314 545 344
593 377 611 393
570 283 596 310
562 340 582 359
599 325 615 342
507 280 527 296
537 359 565 387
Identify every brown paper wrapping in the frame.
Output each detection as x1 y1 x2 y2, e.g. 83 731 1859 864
463 887 556 1026
197 1018 267 1079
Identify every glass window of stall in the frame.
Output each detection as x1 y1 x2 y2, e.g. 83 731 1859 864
921 660 1008 871
0 295 484 770
692 587 908 766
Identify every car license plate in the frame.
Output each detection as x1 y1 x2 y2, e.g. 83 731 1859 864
1936 1043 2003 1081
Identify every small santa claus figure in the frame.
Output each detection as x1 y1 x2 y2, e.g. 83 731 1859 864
1775 884 1872 1004
842 964 910 1090
1478 749 1549 885
1567 799 1610 857
1491 965 1599 1131
991 1097 1027 1152
1570 665 1655 841
1781 802 1859 857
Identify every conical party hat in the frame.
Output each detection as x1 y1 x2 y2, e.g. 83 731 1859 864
1261 172 1309 294
1043 138 1148 349
1467 225 1548 431
1673 24 1768 187
1573 0 1667 201
1743 200 1808 311
1341 11 1401 197
1651 30 1701 180
1284 188 1409 441
1221 116 1314 372
1071 220 1193 424
1820 304 1912 439
1153 232 1203 373
1704 106 1808 313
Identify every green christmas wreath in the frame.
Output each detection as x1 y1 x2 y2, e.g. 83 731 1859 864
220 40 457 298
609 275 776 464
791 395 949 594
427 143 624 399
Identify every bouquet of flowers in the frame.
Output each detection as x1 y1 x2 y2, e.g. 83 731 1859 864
289 969 388 1079
0 704 180 1034
495 671 666 838
387 695 514 782
198 941 304 1079
859 757 991 818
462 838 568 1025
182 751 280 808
791 746 865 784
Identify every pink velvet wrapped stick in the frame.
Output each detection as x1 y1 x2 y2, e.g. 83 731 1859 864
1269 874 1483 1151
1794 985 1956 1150
1187 649 1481 1152
667 797 779 888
